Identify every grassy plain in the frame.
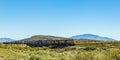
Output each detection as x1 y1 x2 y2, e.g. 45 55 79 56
0 41 120 60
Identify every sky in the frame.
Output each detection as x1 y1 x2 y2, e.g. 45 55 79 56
0 0 120 40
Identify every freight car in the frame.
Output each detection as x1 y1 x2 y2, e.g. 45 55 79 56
4 39 76 48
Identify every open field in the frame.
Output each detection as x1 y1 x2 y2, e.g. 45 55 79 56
0 41 120 60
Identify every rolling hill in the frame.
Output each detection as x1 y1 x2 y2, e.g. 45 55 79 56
21 35 70 40
71 34 115 41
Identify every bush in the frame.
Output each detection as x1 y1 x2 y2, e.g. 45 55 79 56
29 55 41 60
83 46 97 51
115 54 120 60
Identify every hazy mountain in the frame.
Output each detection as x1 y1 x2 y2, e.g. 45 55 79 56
21 35 71 41
0 38 15 42
71 34 115 41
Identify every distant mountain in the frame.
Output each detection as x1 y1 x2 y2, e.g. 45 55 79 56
0 38 15 42
21 35 70 41
71 34 115 41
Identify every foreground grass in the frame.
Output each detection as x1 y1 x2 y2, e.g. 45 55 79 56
0 43 120 60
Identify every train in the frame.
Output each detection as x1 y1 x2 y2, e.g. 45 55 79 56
4 39 76 48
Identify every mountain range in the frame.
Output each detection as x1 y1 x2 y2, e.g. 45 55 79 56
0 34 115 42
0 38 15 42
71 34 114 41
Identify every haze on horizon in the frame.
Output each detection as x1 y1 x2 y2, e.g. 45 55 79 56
0 0 120 40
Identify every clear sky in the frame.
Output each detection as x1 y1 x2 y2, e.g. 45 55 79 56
0 0 120 40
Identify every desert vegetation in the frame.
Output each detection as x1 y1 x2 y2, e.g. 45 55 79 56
0 41 120 60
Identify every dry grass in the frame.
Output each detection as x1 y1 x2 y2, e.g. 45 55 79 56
0 42 120 60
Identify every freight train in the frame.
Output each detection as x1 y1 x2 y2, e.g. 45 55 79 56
4 39 76 48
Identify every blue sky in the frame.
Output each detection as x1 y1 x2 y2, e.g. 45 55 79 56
0 0 120 40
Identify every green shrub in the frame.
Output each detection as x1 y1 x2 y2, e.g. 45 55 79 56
29 55 42 60
115 54 120 60
83 47 97 51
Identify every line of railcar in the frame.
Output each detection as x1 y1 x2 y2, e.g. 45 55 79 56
4 39 76 48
